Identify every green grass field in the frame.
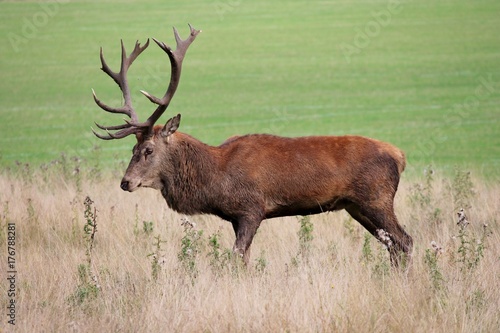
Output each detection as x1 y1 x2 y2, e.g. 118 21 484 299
1 0 499 178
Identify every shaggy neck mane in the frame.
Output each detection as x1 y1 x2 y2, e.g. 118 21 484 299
161 132 219 214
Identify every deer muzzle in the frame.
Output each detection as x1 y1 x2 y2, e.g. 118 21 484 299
120 177 142 192
120 180 130 191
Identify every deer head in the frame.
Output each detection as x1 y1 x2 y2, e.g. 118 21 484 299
92 25 200 192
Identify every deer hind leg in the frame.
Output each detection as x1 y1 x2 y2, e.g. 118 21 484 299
231 216 262 265
345 203 413 267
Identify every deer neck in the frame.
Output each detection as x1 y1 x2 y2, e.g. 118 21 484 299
160 132 220 214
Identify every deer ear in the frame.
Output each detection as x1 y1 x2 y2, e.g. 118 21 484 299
161 114 181 138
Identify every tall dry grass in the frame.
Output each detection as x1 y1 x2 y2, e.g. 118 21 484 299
0 164 499 332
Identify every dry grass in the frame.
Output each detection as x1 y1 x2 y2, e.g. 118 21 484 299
0 167 499 333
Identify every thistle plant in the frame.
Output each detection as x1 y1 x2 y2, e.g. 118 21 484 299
82 196 99 289
451 168 475 211
343 216 357 240
455 209 489 272
291 216 314 266
254 250 268 274
148 234 167 281
298 216 314 256
361 232 390 277
409 166 442 225
410 166 434 207
178 217 203 283
68 196 100 306
424 241 446 292
207 229 229 272
143 221 154 235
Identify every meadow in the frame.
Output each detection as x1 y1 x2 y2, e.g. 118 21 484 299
0 154 499 332
0 0 499 332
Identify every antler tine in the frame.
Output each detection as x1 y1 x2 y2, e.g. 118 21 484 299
92 38 150 139
91 127 115 141
119 39 151 121
94 121 131 131
134 24 201 131
92 89 129 115
91 127 138 140
92 25 199 140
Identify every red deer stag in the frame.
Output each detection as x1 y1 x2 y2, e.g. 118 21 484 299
92 25 413 267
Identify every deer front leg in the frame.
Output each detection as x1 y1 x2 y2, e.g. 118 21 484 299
231 216 262 265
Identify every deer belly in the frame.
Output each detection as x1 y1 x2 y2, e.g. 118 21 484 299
264 195 348 219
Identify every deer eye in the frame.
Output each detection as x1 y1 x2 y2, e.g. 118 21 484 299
145 148 153 156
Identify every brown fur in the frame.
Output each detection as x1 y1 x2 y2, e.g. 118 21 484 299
121 115 413 266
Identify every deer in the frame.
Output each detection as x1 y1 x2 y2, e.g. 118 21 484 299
92 25 413 267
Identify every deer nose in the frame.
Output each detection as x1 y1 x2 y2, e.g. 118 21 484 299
120 180 129 191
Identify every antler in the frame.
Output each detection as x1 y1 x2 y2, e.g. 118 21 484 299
92 24 201 140
92 39 150 140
